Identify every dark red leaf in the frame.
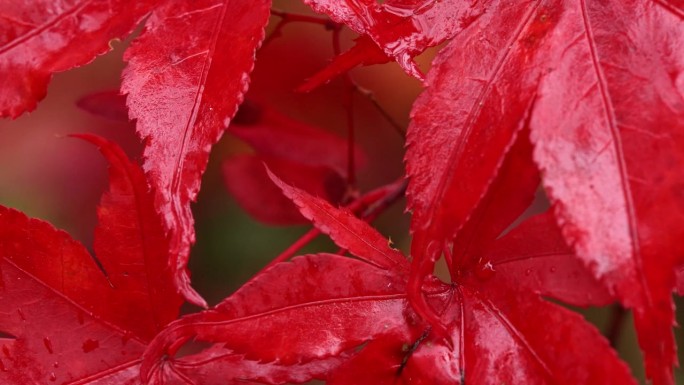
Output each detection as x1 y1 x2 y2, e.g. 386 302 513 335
76 90 130 122
228 102 359 175
0 135 181 384
0 0 156 118
223 155 345 225
121 0 271 307
527 3 684 383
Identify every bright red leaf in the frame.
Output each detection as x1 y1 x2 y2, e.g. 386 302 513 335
0 135 182 383
301 0 490 80
528 3 684 384
121 0 271 307
405 1 550 323
150 345 345 385
1 1 682 383
222 101 355 224
406 2 684 383
142 169 634 384
0 1 156 118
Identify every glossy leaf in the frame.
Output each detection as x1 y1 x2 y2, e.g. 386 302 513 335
302 0 490 79
121 0 271 306
141 253 411 382
488 212 613 307
405 1 552 320
328 285 632 385
0 0 156 118
268 169 408 273
405 1 683 382
527 3 684 383
76 90 130 122
223 155 345 225
0 136 181 384
148 346 346 385
143 175 635 384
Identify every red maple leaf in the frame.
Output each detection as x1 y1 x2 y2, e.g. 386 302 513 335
2 1 683 383
300 0 489 82
140 134 635 384
222 101 354 225
405 2 684 384
0 136 323 385
0 1 157 118
1 0 273 307
0 135 182 383
121 0 272 307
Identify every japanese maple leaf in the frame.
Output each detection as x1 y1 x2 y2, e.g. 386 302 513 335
223 101 362 224
77 90 131 122
122 0 272 307
0 135 182 384
140 137 633 384
0 0 157 118
300 0 490 84
2 0 273 308
406 1 684 383
0 135 312 385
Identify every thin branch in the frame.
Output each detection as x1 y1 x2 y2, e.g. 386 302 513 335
605 304 627 348
353 83 407 139
332 27 360 196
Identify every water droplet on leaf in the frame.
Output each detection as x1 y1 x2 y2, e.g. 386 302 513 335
475 260 496 281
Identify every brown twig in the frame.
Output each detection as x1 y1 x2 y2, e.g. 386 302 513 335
605 304 626 348
352 83 407 139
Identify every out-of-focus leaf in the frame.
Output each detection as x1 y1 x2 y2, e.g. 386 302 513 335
223 155 345 225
